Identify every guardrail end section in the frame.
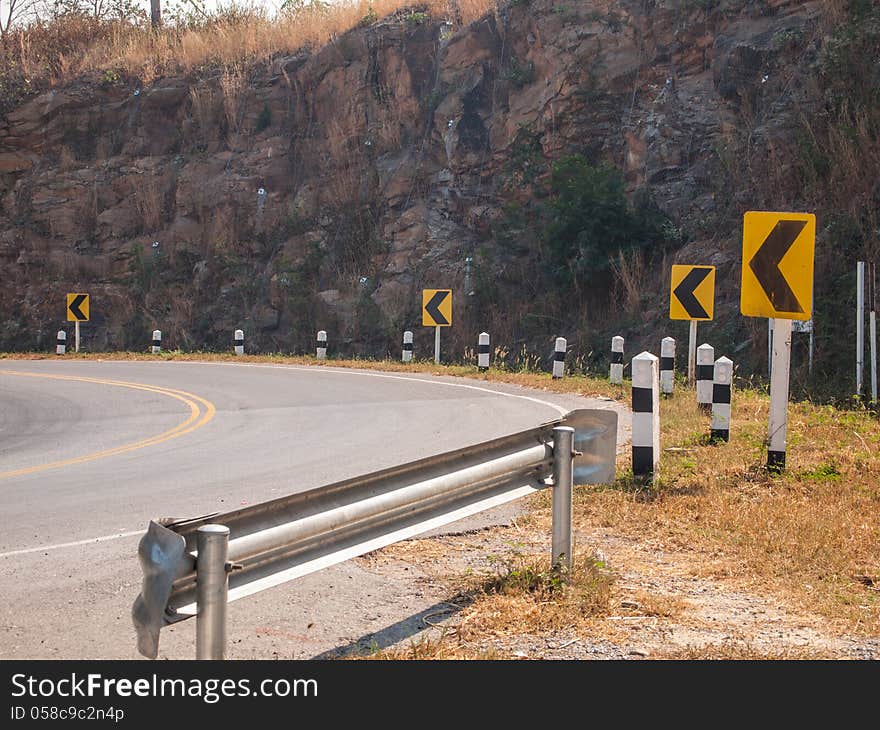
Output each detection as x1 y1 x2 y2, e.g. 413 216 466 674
132 520 188 659
562 408 619 486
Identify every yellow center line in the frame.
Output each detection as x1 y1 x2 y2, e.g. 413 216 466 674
0 371 216 480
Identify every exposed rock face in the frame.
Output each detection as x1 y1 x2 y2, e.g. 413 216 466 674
0 1 824 361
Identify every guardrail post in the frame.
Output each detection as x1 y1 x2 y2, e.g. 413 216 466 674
711 356 733 443
316 330 327 360
660 337 675 397
551 426 575 570
56 330 66 355
234 329 244 356
196 524 230 660
696 343 714 412
478 332 490 371
402 330 413 362
552 337 566 379
610 336 624 384
151 330 162 354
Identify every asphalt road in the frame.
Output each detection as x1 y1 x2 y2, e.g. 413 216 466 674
0 360 627 659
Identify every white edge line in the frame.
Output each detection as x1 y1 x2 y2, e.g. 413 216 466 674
174 482 541 615
4 360 576 556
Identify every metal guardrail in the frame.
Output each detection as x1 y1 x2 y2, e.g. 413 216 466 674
132 408 618 659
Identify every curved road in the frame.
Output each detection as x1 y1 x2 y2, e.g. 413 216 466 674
0 360 627 659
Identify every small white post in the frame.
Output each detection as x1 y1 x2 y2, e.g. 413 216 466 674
434 326 441 365
552 337 566 379
56 330 66 356
857 261 865 400
660 337 675 397
478 332 490 371
234 329 244 356
631 351 660 482
869 261 877 404
768 318 792 473
768 318 774 376
402 330 413 363
696 343 714 412
688 320 697 387
610 336 624 384
151 329 161 354
710 356 733 443
316 330 327 360
809 324 814 376
75 320 80 353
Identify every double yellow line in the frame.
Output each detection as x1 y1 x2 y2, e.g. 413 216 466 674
0 371 216 480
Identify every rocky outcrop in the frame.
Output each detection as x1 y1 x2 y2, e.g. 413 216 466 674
0 1 826 362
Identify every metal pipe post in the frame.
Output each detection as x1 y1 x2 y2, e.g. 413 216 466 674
869 261 877 404
434 325 441 365
768 318 792 473
687 320 697 387
75 320 80 353
196 524 230 660
857 261 865 399
551 426 575 570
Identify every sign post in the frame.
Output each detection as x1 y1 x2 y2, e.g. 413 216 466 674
870 261 877 404
422 289 452 365
66 293 90 353
741 211 815 473
669 265 715 387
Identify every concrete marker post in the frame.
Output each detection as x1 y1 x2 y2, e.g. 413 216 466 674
710 356 733 443
196 524 230 660
478 332 490 371
551 426 575 571
316 330 327 360
660 337 675 397
234 329 244 356
768 318 792 473
402 330 413 363
610 336 624 384
56 330 66 356
151 330 161 354
552 337 566 379
696 343 714 413
631 351 660 482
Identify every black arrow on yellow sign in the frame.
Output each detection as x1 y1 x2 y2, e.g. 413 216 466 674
424 290 450 325
748 219 806 314
67 294 88 321
673 267 712 319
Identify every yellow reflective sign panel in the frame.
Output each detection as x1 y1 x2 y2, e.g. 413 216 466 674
66 293 89 322
669 265 715 321
741 211 815 320
422 289 452 327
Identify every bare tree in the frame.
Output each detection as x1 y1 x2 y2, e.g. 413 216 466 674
0 0 39 42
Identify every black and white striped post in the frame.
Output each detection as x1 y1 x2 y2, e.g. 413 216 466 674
610 336 624 385
478 332 490 371
402 330 413 363
710 356 733 443
151 330 162 354
552 337 566 379
631 351 660 481
56 330 66 355
696 343 714 412
316 330 327 360
234 329 244 356
660 337 675 397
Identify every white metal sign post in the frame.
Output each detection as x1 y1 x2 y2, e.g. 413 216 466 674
869 261 877 404
857 261 865 400
688 320 697 386
767 318 792 472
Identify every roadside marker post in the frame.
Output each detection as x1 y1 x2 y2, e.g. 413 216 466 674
552 337 566 379
234 329 244 356
56 330 66 355
402 330 413 363
422 289 452 365
610 336 624 384
696 343 714 413
857 261 865 400
151 330 161 354
711 356 733 443
660 337 675 397
741 211 815 473
316 330 327 360
631 351 660 482
478 332 490 371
